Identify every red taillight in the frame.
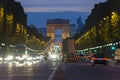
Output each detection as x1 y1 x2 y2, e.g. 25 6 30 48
103 58 109 60
92 57 98 60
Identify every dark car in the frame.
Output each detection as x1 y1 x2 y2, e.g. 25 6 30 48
90 53 109 66
65 53 76 63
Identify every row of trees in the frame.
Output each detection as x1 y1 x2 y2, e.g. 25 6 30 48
26 25 50 50
0 0 27 44
75 0 120 50
0 0 49 51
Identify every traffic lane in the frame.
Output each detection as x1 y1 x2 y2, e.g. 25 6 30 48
62 63 120 80
0 61 59 80
52 63 65 80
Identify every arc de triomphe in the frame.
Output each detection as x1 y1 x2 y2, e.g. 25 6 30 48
47 19 70 41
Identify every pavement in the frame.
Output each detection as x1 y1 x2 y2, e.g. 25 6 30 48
52 63 65 80
52 60 120 80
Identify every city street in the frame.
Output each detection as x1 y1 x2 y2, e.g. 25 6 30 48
0 0 120 80
0 59 120 80
53 61 120 80
0 60 59 80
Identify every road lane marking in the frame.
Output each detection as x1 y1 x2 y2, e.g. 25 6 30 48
48 63 59 80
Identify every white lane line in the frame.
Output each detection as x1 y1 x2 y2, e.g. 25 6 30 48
48 64 59 80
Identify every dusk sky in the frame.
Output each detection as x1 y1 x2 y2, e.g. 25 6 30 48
15 0 107 27
15 0 106 12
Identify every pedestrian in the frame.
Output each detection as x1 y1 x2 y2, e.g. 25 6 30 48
44 53 48 63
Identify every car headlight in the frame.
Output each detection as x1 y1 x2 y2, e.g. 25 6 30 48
50 54 57 59
4 56 13 61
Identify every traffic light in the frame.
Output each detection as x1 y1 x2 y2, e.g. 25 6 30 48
111 46 116 50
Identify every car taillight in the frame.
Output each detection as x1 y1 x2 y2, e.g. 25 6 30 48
92 57 98 60
103 58 109 60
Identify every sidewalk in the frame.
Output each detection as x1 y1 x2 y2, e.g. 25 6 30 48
52 63 65 80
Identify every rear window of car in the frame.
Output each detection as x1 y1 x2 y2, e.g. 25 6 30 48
93 54 105 58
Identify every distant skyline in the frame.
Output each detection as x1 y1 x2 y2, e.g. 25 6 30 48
26 12 89 28
15 0 107 28
15 0 106 13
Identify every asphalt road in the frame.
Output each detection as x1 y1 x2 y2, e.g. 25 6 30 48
1 60 120 80
53 61 120 80
0 60 59 80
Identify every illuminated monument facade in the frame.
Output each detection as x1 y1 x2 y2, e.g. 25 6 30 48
47 19 70 41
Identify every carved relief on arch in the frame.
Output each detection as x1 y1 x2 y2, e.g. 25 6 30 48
47 27 54 32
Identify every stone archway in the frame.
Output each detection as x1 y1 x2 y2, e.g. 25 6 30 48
47 19 70 41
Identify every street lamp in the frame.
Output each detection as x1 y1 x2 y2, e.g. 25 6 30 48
112 11 115 15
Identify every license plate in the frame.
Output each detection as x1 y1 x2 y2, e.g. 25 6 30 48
98 58 103 60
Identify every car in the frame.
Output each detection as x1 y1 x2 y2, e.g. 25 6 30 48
65 53 76 63
90 53 109 66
